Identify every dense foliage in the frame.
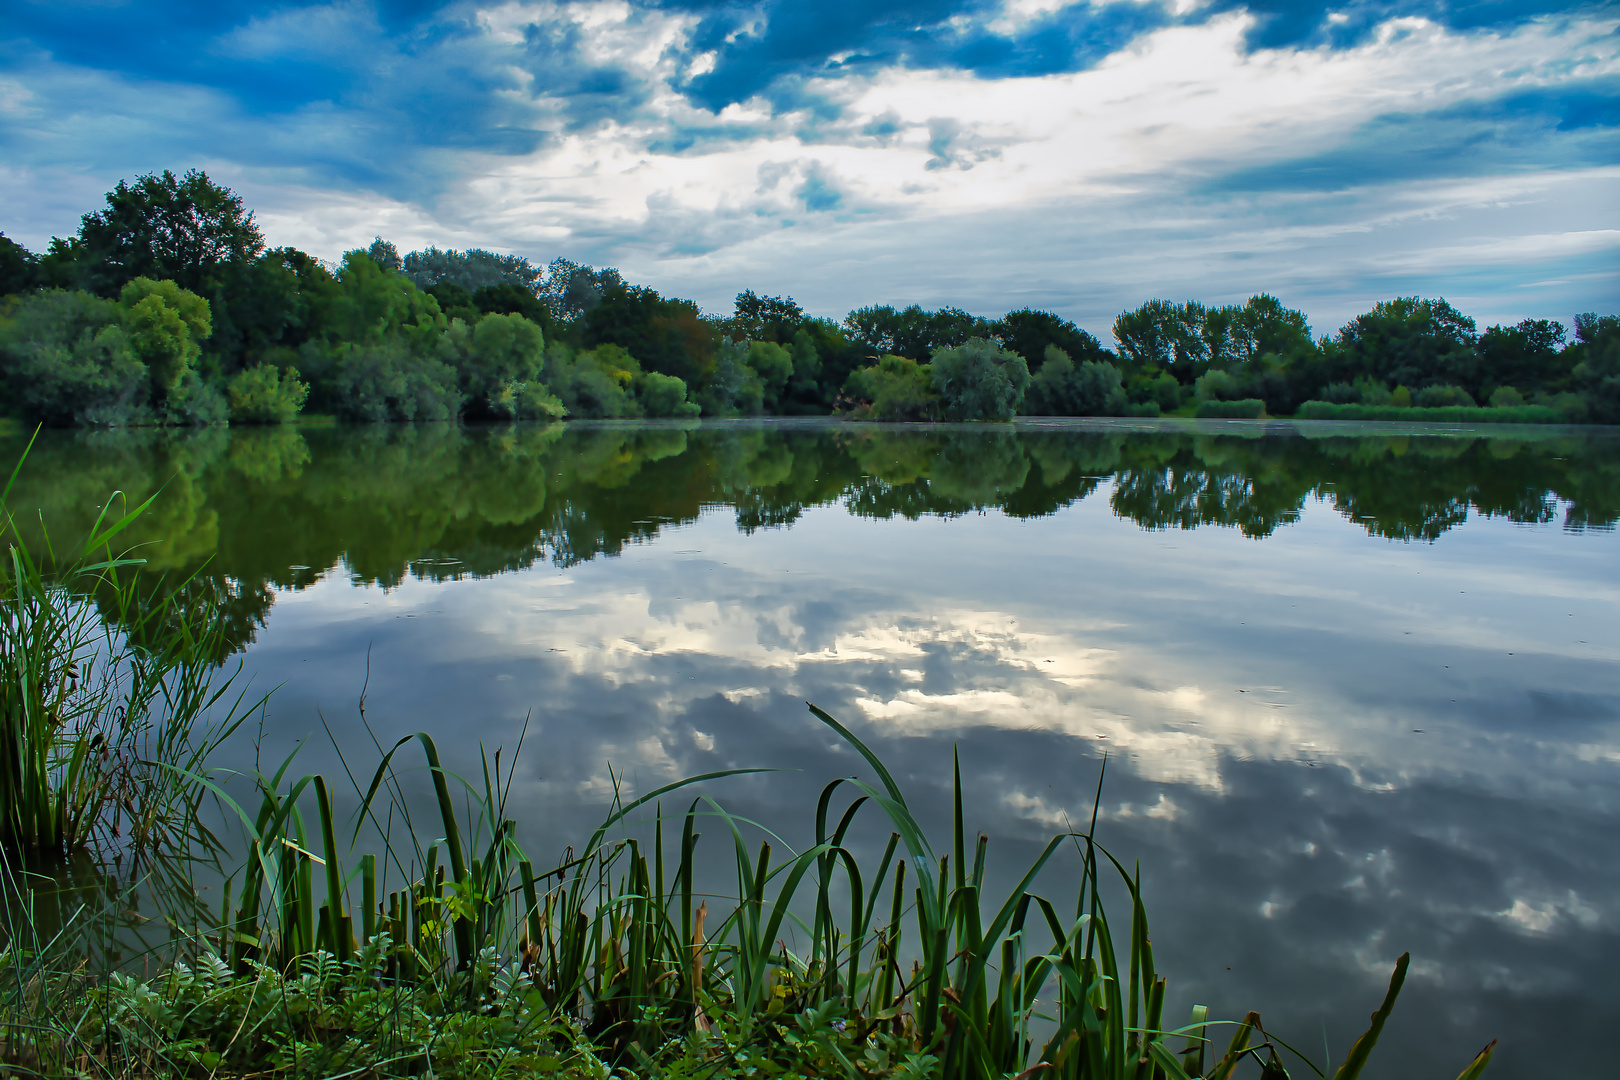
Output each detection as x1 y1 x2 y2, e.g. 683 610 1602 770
2 172 1614 428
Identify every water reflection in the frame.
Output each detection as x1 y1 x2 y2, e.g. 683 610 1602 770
6 420 1616 658
6 419 1618 1078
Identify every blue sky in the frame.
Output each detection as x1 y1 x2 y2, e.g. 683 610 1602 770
1 0 1615 337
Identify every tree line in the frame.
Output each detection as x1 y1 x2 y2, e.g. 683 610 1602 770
3 170 1616 428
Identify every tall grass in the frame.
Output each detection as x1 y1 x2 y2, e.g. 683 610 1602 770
57 703 1481 1080
0 430 256 857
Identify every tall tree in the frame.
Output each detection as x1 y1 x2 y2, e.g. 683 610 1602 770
0 234 39 296
1113 300 1208 382
991 309 1109 372
1326 297 1477 390
72 170 265 297
844 305 988 360
728 290 806 343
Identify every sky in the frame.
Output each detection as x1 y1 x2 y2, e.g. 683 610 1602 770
0 0 1616 338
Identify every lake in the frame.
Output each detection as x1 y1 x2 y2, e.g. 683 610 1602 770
7 417 1618 1078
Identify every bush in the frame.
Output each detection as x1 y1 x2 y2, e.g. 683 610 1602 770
639 371 701 418
1488 385 1526 408
1353 376 1394 406
117 277 211 408
169 370 229 426
1319 381 1358 404
544 344 642 418
697 340 765 416
843 354 938 420
1413 383 1476 407
1023 347 1127 415
442 312 547 420
227 364 308 424
1126 400 1161 417
1195 398 1265 418
0 290 150 426
929 337 1030 420
330 339 463 422
1193 368 1240 402
1129 371 1180 411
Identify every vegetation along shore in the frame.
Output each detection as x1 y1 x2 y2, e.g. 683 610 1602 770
2 170 1615 431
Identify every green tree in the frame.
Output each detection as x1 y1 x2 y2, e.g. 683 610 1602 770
698 339 765 415
1570 313 1620 424
69 170 265 297
1325 297 1477 391
401 246 541 293
844 305 989 360
1023 346 1127 415
0 290 147 426
227 364 309 423
582 284 716 388
441 312 549 419
746 340 793 410
991 309 1109 373
1474 319 1568 400
0 234 39 297
117 277 211 405
728 291 805 343
844 354 938 420
930 337 1030 420
1113 300 1208 382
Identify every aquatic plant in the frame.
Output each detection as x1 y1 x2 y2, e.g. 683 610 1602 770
0 431 254 854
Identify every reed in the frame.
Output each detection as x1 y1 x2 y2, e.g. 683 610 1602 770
0 431 256 858
51 704 1486 1080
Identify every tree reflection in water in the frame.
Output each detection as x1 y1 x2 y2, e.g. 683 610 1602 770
4 418 1616 659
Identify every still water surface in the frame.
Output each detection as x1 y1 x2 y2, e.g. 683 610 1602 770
10 418 1619 1077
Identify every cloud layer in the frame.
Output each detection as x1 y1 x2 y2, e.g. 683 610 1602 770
1 0 1615 334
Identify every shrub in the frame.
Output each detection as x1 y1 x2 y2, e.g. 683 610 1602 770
1130 371 1181 411
169 370 229 426
1024 347 1127 415
1320 381 1358 404
697 340 765 416
227 364 308 424
1488 385 1526 408
1195 397 1265 418
330 338 463 422
0 290 150 426
929 337 1030 420
745 340 792 409
639 371 701 418
544 344 642 418
843 354 938 420
117 277 211 408
1193 368 1240 402
1413 383 1476 407
1353 376 1394 406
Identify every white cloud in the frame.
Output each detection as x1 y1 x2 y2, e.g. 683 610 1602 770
1 5 1614 328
